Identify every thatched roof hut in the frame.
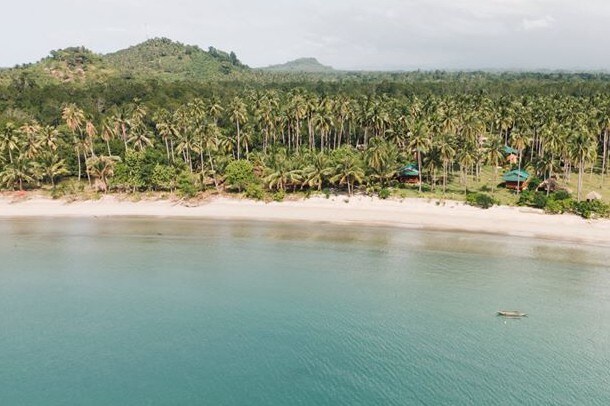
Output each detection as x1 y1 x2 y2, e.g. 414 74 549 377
537 177 560 193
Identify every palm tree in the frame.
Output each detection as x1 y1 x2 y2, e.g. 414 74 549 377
1 122 21 164
303 152 332 191
408 120 431 192
229 96 247 159
570 126 597 201
39 125 60 152
331 150 365 196
39 152 68 187
86 155 121 193
437 134 456 194
510 128 532 193
0 154 38 190
485 135 504 193
365 138 398 187
61 104 86 180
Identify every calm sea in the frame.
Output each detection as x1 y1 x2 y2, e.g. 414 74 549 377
0 218 608 405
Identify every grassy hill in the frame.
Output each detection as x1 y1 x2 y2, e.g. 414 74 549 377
104 38 247 80
261 57 335 73
0 38 249 86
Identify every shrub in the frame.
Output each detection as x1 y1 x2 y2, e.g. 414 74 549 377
466 192 497 209
378 188 391 199
517 190 533 206
531 192 548 209
245 183 264 200
527 176 542 191
554 190 571 201
272 190 286 202
572 200 610 219
177 171 198 198
225 160 256 192
151 164 177 191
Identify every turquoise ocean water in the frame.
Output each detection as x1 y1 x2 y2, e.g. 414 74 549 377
0 218 609 405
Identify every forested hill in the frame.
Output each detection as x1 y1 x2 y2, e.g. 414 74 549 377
261 58 335 73
0 38 249 85
104 38 247 80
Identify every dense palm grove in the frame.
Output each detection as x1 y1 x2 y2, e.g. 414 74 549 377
1 88 610 207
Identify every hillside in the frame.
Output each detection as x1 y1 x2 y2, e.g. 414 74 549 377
261 57 335 73
104 38 248 80
0 38 249 85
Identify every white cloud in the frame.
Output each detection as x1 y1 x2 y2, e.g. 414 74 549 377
522 15 556 31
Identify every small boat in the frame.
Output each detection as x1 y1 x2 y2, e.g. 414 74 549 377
497 311 527 318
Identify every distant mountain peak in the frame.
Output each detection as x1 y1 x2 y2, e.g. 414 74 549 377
262 57 334 73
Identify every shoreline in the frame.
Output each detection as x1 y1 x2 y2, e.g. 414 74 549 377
1 195 610 247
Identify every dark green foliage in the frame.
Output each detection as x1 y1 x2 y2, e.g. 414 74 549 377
466 192 498 209
272 190 286 202
245 183 265 200
151 164 177 191
554 190 571 201
112 150 146 191
176 171 198 198
378 188 391 199
572 200 610 219
225 160 256 192
518 190 548 208
527 176 541 191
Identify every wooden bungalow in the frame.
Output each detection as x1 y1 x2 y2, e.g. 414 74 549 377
398 164 420 184
503 169 530 191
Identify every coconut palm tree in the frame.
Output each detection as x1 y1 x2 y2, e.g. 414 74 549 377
570 126 597 201
0 154 39 190
1 122 21 164
86 155 121 193
61 104 85 180
408 120 431 192
331 150 365 196
39 152 68 187
303 152 332 191
229 96 247 159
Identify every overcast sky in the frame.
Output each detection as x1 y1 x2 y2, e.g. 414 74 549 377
2 0 609 71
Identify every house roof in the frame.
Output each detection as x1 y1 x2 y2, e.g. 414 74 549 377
399 164 419 176
502 169 530 182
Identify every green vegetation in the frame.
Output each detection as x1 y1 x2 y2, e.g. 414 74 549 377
466 193 498 209
1 39 610 219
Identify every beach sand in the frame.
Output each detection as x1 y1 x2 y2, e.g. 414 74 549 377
1 194 609 246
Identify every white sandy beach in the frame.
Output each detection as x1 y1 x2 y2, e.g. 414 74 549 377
1 194 609 246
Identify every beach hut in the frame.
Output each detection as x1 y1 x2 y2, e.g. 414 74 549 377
502 169 530 190
537 177 560 193
398 164 420 184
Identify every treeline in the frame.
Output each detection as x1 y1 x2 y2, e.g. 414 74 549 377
1 77 610 209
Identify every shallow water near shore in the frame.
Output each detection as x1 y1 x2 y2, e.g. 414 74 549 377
0 218 609 405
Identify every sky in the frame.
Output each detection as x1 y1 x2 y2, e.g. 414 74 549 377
2 0 610 71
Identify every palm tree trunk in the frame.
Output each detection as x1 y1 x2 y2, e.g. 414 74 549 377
578 159 584 202
417 151 423 193
208 151 218 190
602 129 608 186
236 120 241 160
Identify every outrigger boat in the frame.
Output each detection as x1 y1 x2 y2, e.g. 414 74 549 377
497 311 527 318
